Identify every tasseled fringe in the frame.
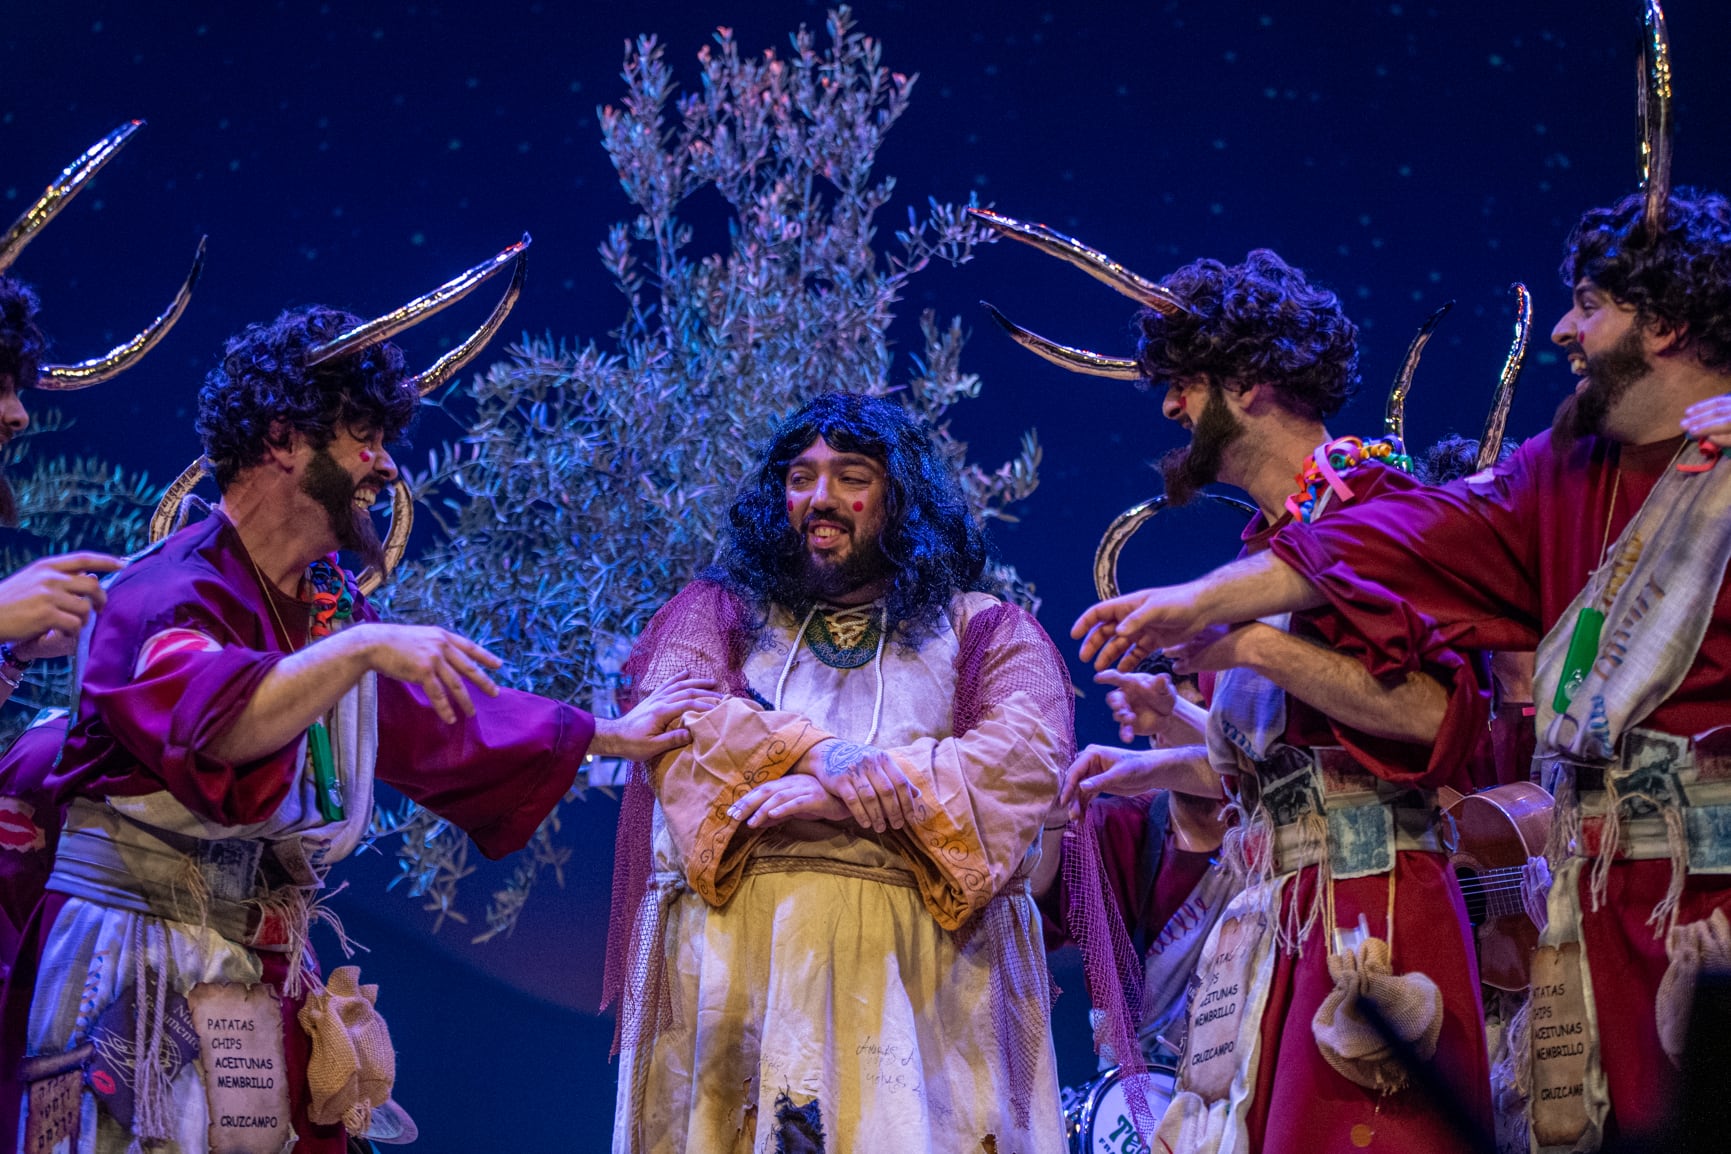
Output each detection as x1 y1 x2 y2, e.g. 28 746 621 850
1496 996 1533 1103
252 881 366 1001
1220 798 1269 885
128 921 174 1151
1587 801 1619 915
1647 805 1688 940
1277 813 1330 957
170 853 214 935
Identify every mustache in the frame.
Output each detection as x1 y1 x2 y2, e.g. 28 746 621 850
801 511 854 533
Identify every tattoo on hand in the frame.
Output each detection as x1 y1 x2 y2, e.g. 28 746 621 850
822 739 874 777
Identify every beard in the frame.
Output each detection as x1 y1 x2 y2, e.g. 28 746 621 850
1159 384 1246 506
1551 325 1651 449
0 467 14 527
793 514 894 603
301 447 387 572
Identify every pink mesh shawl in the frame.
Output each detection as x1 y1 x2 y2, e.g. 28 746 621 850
601 580 1077 1127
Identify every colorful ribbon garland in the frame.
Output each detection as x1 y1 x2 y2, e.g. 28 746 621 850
1284 435 1412 523
306 555 360 639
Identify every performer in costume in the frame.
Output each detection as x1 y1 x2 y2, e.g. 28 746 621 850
1077 185 1731 1150
5 244 716 1154
979 218 1492 1153
605 392 1074 1153
0 123 206 984
1069 13 1731 1145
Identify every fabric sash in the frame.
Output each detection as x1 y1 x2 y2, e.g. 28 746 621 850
1533 440 1731 764
1139 861 1239 1054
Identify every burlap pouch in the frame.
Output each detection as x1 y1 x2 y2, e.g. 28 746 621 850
1656 907 1731 1066
296 965 396 1132
1310 937 1443 1093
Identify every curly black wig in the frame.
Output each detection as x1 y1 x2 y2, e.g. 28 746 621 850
708 392 1000 642
1135 249 1359 421
1561 187 1731 373
196 306 417 489
0 277 47 390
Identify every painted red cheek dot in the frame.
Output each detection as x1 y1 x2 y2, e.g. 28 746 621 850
852 501 864 512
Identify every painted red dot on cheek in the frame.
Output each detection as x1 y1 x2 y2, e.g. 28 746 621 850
852 501 864 512
787 499 795 512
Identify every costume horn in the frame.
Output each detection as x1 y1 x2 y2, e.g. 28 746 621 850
37 237 208 390
0 121 142 275
969 207 1192 381
1475 283 1533 471
305 234 530 394
1639 0 1673 240
1384 302 1453 445
1094 493 1257 600
980 302 1140 380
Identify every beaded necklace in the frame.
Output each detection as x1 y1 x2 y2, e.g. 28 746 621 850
1284 434 1413 523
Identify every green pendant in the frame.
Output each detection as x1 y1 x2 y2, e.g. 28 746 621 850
308 720 345 823
1552 606 1606 713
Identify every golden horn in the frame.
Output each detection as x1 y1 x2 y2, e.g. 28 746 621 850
305 234 531 367
405 248 528 396
149 458 413 596
981 302 1141 380
1384 301 1454 444
0 121 143 275
1475 283 1533 471
969 207 1192 316
1639 0 1673 240
1094 493 1257 600
37 237 207 390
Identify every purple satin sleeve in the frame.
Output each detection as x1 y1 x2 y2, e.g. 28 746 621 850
374 679 592 859
72 625 300 826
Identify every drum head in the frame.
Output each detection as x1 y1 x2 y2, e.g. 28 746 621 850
1075 1064 1178 1154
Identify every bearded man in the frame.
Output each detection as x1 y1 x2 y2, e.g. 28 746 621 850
605 392 1075 1152
990 241 1492 1151
1072 189 1731 1149
6 298 713 1154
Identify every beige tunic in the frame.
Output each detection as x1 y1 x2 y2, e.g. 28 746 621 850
612 593 1066 1154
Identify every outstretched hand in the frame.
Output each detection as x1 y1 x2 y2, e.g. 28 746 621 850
594 674 724 760
1072 585 1210 672
726 773 850 829
1059 743 1170 818
355 622 505 724
1096 669 1196 745
0 552 124 645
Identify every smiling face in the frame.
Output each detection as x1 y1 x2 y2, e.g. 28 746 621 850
297 424 398 571
784 436 893 603
1550 279 1653 446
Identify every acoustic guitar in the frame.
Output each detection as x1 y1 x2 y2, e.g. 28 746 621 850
1444 781 1554 993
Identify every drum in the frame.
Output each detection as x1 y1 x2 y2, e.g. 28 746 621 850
1065 1063 1178 1154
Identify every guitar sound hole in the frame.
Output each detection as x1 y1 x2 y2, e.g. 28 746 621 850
1455 867 1489 925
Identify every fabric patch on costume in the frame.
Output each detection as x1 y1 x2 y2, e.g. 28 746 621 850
0 794 46 852
1180 912 1259 1101
134 627 222 676
1528 943 1592 1148
1684 805 1731 873
87 984 199 1127
772 1091 826 1154
20 1045 92 1154
188 982 293 1154
1326 804 1394 880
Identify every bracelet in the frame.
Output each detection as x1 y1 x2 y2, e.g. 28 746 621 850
0 667 21 690
0 644 31 672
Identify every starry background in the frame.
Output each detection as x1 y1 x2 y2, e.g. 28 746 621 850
5 0 1730 1146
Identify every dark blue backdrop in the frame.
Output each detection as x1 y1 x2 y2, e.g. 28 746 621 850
7 1 1730 1147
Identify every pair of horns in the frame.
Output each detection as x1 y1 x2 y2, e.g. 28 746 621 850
1 121 208 391
969 207 1192 381
148 236 530 593
305 234 530 396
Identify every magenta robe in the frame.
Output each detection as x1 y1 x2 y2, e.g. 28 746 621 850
3 512 593 1153
1270 429 1731 1139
